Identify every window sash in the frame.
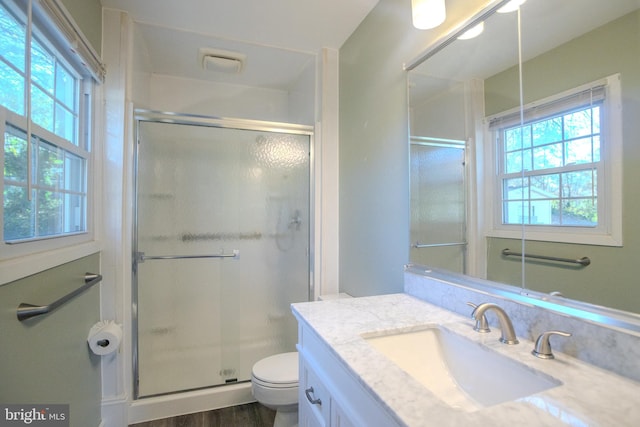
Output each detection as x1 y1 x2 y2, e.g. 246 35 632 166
484 74 622 246
1 0 92 248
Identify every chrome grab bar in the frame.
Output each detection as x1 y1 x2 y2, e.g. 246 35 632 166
502 249 591 266
413 241 468 248
136 249 239 263
17 273 103 322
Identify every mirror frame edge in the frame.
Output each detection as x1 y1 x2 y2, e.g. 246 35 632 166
404 0 512 71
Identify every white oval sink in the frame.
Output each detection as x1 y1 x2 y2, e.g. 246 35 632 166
363 326 561 412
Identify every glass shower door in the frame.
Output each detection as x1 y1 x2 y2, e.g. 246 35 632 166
134 118 310 398
410 139 467 273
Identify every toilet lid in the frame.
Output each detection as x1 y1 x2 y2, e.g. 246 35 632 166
252 352 298 385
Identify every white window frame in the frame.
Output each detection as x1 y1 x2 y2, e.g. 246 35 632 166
483 74 623 246
0 0 103 284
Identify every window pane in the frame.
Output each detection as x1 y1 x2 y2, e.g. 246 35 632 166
565 107 597 139
503 200 530 225
505 148 532 174
4 130 28 181
63 152 85 192
31 84 54 131
560 198 597 226
566 136 597 164
0 4 26 72
55 103 76 143
0 61 24 114
505 127 521 151
56 63 76 109
3 185 34 240
31 39 54 93
533 143 562 170
64 193 85 233
37 141 63 188
562 170 596 198
504 177 525 200
530 174 559 199
37 189 63 236
505 151 522 174
532 117 562 146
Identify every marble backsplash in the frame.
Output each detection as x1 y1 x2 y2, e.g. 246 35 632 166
404 269 640 383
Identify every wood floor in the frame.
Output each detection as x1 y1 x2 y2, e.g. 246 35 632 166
129 403 275 427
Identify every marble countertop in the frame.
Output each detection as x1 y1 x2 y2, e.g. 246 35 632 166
292 294 640 427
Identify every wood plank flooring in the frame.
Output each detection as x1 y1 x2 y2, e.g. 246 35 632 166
129 403 275 427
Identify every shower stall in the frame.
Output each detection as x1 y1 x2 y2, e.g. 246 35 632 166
132 111 312 399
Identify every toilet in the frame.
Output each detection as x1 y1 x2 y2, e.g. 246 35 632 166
251 351 299 427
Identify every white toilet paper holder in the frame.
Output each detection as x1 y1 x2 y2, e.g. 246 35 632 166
17 273 103 321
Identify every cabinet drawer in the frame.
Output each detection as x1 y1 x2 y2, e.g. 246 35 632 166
300 355 331 426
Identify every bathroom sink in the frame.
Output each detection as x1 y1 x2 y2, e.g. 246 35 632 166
363 326 560 412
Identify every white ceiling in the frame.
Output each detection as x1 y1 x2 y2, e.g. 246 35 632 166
100 0 380 89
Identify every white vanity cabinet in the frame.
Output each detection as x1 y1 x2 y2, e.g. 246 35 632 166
296 319 400 427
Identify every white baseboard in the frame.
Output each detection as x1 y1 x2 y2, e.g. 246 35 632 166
128 383 254 424
101 395 128 427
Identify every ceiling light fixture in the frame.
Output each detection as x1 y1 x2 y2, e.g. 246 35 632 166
411 0 446 30
457 21 485 40
497 0 527 13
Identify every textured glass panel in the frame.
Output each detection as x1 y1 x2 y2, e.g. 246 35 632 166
409 144 465 273
136 121 310 396
0 61 24 114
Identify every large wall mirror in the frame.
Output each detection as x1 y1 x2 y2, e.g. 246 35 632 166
408 0 640 317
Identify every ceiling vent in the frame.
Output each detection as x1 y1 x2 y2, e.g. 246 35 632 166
198 48 246 74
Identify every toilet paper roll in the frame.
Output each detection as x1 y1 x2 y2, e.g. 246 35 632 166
88 321 122 356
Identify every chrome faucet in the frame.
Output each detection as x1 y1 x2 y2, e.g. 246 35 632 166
532 330 572 359
471 303 519 345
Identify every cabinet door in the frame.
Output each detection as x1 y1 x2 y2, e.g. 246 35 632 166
331 399 357 427
299 357 330 427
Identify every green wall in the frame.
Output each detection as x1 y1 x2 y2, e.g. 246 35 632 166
0 254 102 427
60 0 102 56
485 11 640 312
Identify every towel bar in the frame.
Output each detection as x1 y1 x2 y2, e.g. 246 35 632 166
17 272 103 321
502 249 590 266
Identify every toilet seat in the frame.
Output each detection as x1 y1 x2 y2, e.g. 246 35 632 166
251 351 298 388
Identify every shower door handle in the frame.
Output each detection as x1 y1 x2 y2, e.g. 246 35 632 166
136 250 239 263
